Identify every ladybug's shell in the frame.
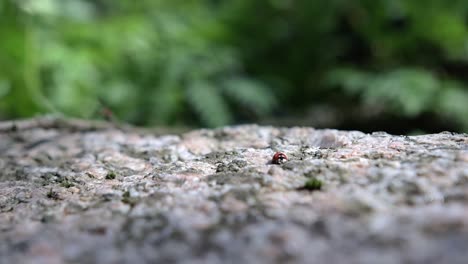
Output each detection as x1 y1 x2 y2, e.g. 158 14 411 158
272 152 288 164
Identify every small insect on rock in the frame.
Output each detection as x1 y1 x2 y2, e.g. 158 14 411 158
271 152 288 164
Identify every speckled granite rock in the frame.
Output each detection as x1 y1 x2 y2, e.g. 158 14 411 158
0 118 467 264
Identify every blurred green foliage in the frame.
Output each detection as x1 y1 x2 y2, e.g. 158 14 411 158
0 0 467 131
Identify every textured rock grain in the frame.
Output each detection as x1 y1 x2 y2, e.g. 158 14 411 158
0 118 467 264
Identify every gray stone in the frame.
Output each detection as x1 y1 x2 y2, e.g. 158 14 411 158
0 117 467 264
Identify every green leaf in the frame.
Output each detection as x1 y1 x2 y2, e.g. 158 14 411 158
0 80 10 99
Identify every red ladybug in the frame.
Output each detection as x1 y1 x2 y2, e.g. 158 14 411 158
272 152 288 164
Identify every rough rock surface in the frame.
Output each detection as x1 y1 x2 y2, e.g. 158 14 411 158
0 117 467 264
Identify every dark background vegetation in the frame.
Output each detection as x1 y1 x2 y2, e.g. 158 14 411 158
1 0 467 133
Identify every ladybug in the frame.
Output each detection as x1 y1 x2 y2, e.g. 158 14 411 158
272 152 288 164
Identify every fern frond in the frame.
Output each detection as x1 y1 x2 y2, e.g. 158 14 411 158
326 68 372 95
328 68 440 117
437 81 468 129
222 77 276 115
366 69 438 117
186 80 232 127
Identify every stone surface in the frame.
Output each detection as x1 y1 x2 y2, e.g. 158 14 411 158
0 117 467 264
